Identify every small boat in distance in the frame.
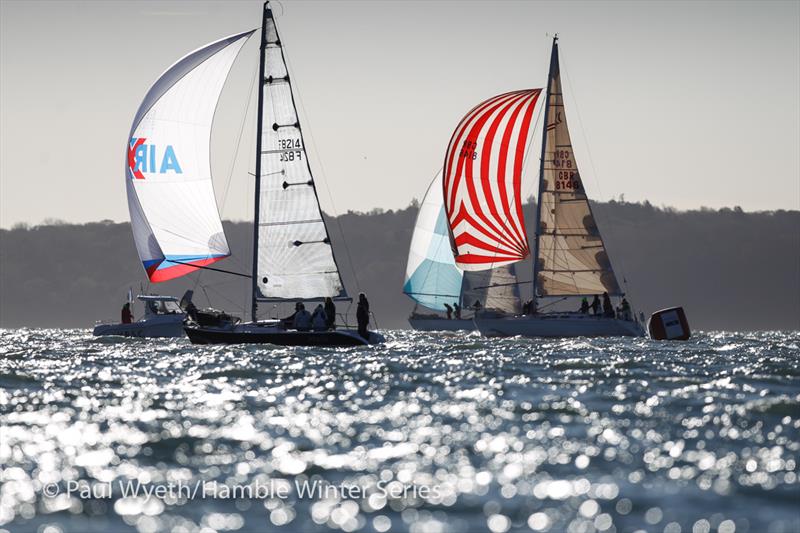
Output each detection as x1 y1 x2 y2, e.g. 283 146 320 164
442 36 648 338
123 2 383 345
404 172 525 331
93 294 185 338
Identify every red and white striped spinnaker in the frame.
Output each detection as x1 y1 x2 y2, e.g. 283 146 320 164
443 89 541 271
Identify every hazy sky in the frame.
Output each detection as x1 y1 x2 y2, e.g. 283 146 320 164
1 0 798 228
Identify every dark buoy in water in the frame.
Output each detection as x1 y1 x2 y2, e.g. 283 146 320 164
648 307 691 340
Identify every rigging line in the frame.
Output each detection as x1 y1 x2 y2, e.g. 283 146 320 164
220 59 260 213
537 296 568 311
560 46 633 296
203 283 248 313
200 284 213 308
279 39 362 294
166 259 252 278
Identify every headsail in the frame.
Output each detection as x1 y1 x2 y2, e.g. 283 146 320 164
533 40 621 296
127 30 253 282
403 171 464 311
253 4 346 301
443 89 542 271
461 265 522 314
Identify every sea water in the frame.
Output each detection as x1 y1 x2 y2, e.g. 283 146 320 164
0 330 798 533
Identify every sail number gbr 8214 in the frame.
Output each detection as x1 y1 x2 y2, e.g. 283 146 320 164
553 149 582 191
278 138 302 162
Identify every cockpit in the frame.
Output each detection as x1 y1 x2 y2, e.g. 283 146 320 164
140 297 183 316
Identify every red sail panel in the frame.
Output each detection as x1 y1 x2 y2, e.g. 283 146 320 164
443 89 541 271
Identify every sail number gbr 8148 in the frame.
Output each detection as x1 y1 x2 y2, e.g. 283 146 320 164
553 149 582 191
459 140 479 161
278 138 302 162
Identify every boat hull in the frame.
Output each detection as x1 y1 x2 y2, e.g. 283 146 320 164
92 315 186 338
475 314 645 338
408 317 475 331
184 323 385 346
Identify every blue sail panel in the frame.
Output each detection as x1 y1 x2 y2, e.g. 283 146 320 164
403 259 463 311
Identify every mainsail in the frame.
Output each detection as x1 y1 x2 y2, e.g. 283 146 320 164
253 4 346 301
533 40 621 296
461 265 522 314
443 89 542 271
127 31 253 282
403 171 464 311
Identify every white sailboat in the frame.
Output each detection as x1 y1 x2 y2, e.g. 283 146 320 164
442 36 645 338
404 172 524 331
93 295 186 338
125 2 384 346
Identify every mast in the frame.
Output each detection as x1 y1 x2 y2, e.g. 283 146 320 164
250 2 349 304
251 2 270 322
531 35 559 312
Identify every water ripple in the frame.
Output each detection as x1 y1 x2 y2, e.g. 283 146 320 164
0 329 798 532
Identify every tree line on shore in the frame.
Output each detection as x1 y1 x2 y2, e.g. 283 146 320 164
1 200 798 331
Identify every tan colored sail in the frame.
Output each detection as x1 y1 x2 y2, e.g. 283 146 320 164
535 42 621 297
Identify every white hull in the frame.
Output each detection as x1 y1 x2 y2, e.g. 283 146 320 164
408 317 475 331
475 314 645 338
93 314 185 338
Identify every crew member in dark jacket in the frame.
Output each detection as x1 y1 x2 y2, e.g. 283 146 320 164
591 295 601 316
356 293 370 339
121 302 133 324
324 297 336 330
602 292 614 317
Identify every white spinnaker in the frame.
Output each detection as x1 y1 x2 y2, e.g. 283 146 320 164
127 30 253 282
254 8 346 300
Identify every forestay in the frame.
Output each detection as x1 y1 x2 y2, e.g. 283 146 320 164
403 171 464 311
443 89 541 271
127 31 253 282
535 42 621 296
461 265 522 314
254 5 346 300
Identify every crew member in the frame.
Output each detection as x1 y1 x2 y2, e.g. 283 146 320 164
620 297 631 321
444 303 453 320
591 295 601 316
121 302 133 324
311 304 327 331
293 303 312 331
602 292 614 317
357 293 370 339
324 297 336 330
